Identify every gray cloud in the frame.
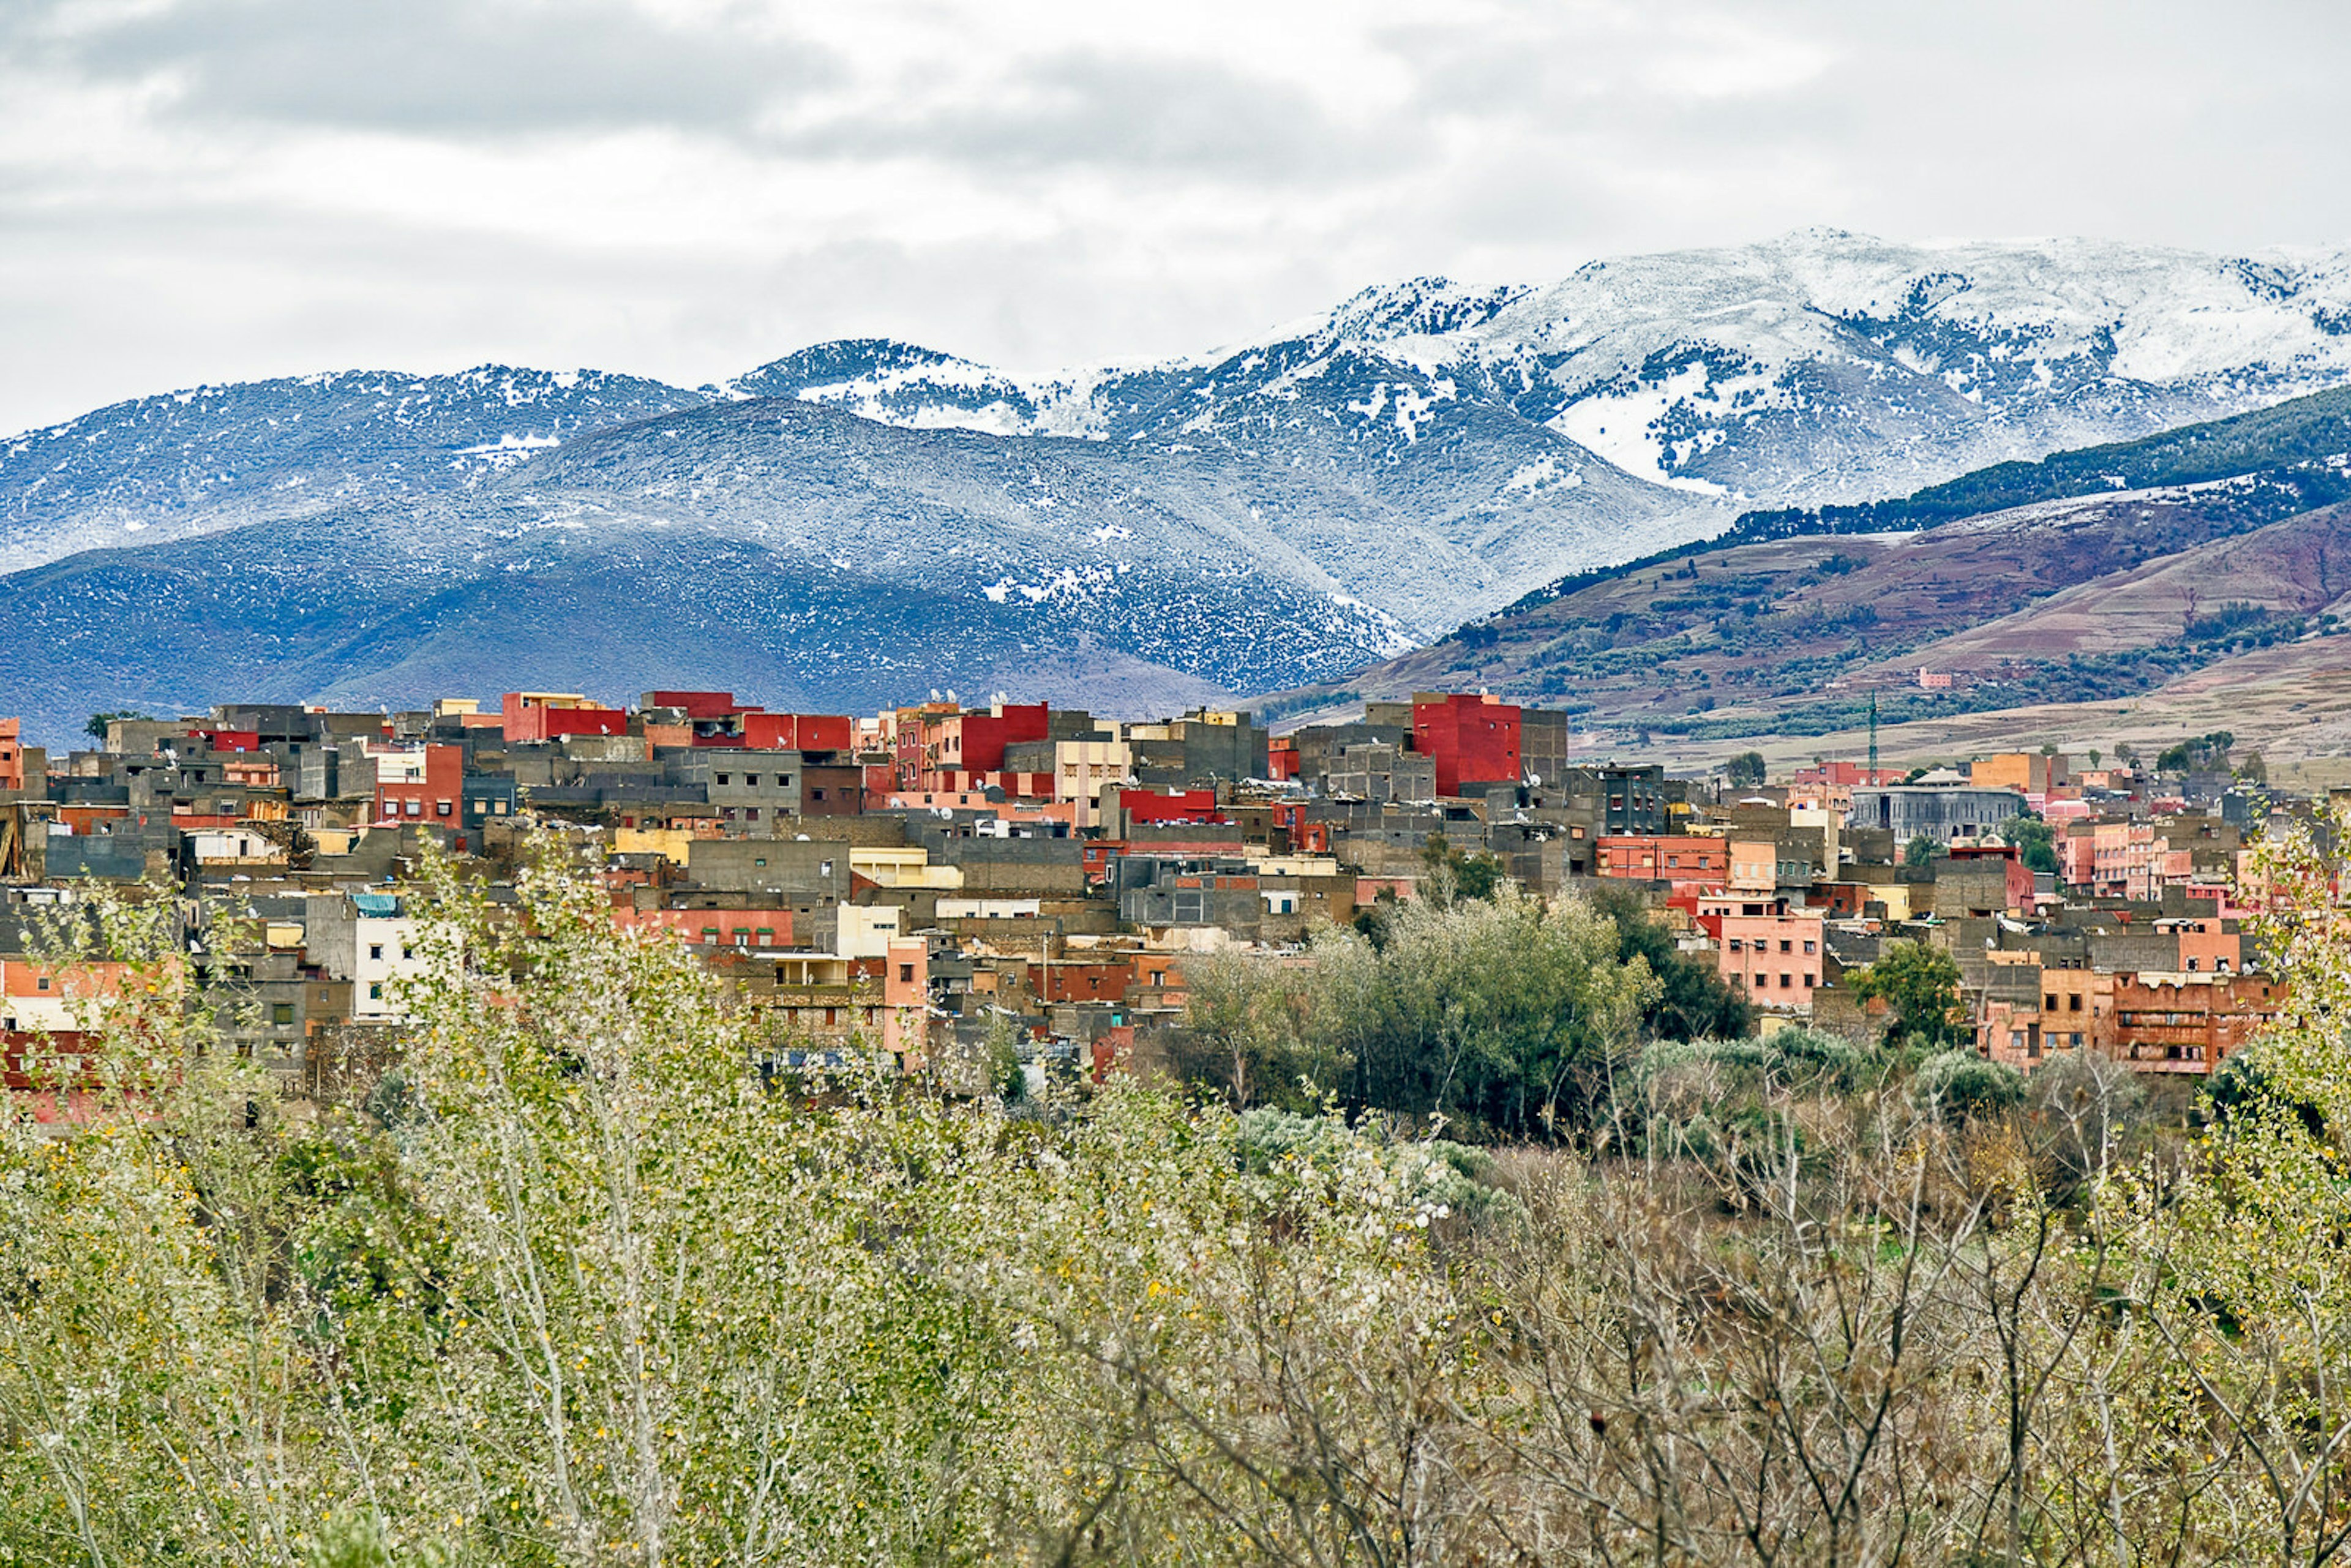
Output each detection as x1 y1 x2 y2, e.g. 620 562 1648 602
774 50 1408 184
12 0 830 135
2 0 2351 440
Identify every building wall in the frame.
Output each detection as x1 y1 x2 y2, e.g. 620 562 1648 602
1411 694 1522 797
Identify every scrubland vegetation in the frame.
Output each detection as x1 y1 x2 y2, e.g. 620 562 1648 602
6 820 2351 1566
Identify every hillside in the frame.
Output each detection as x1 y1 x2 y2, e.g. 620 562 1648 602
1295 384 2351 765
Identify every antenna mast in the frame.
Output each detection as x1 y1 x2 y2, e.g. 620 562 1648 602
1868 691 1879 782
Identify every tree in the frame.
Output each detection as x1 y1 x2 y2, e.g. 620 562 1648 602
2238 749 2268 786
1419 832 1505 903
1847 939 1967 1050
1176 950 1347 1112
2002 814 2060 876
1905 834 1941 868
1727 750 1767 787
1322 887 1657 1138
2088 747 2102 768
81 708 151 741
1584 882 1753 1043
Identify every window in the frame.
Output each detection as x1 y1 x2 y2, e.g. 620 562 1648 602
1804 940 1817 955
732 928 751 947
402 945 414 960
745 775 760 786
369 982 383 1001
495 800 508 814
1804 973 1816 987
271 1003 294 1027
701 926 721 944
2045 994 2059 1011
756 928 774 947
1780 973 1793 989
745 808 760 821
820 860 834 877
405 799 421 816
36 977 48 991
898 964 915 983
2069 994 2083 1011
754 857 767 867
812 789 827 802
1779 939 1792 954
716 773 730 786
1728 938 1742 952
369 944 383 961
436 800 451 817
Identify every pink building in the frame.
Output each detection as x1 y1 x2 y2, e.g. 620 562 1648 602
1699 893 1825 1012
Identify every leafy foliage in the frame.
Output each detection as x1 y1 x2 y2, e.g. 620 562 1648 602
1846 939 1968 1049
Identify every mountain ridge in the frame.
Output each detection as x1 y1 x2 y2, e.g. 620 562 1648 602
11 230 2351 747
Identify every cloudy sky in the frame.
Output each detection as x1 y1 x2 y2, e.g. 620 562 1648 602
3 0 2347 434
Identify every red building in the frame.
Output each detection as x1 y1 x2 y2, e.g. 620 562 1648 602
1120 789 1223 827
645 690 739 719
375 743 463 825
1411 693 1521 797
741 712 855 752
927 703 1049 778
502 692 627 744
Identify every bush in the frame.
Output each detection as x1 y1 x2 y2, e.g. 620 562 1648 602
1912 1049 2026 1120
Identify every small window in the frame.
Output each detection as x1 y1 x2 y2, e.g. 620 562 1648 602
405 799 421 816
898 964 915 983
716 773 730 786
402 945 415 961
754 857 767 867
820 860 834 877
271 1003 294 1027
437 800 451 817
745 808 760 821
36 977 50 991
369 944 384 961
812 789 827 802
756 928 774 946
745 775 760 787
495 800 508 814
701 926 721 944
369 982 384 1000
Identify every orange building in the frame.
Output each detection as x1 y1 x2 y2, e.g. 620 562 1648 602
2103 972 2281 1075
1594 835 1728 890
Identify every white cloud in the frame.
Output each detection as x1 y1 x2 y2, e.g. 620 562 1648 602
0 0 2347 433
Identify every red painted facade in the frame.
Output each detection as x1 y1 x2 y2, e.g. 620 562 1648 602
502 693 627 743
376 743 464 825
1121 789 1222 825
1411 693 1521 797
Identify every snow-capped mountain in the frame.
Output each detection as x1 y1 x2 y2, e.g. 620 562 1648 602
8 229 2351 743
0 366 704 573
774 230 2351 503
